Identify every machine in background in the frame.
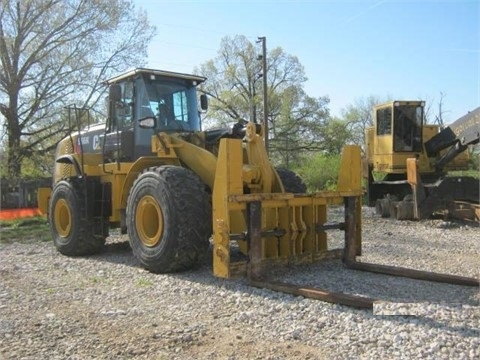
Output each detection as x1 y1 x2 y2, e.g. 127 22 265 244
365 100 479 220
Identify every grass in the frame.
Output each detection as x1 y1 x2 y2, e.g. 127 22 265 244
0 216 51 244
136 278 153 287
373 169 480 181
447 170 480 178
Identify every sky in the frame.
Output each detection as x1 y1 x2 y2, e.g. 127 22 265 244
134 0 479 124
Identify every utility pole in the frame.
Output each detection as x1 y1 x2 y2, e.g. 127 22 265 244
257 36 268 154
251 81 256 124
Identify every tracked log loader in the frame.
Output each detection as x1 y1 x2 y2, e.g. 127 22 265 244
365 100 480 220
38 70 478 309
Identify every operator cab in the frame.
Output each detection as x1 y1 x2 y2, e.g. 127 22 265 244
104 68 208 161
375 100 424 153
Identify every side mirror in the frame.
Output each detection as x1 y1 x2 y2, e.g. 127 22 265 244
138 116 156 129
200 94 208 111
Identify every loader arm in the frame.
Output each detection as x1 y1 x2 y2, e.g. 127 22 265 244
161 122 283 193
425 106 480 172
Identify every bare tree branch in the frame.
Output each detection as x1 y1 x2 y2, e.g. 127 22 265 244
0 0 155 178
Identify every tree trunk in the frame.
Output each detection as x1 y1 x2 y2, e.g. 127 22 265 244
6 93 22 180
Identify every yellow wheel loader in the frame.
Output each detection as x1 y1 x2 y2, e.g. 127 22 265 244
37 68 359 275
38 69 478 308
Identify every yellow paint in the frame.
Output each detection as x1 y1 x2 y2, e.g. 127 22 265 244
168 134 218 189
135 195 164 247
367 102 470 175
212 139 244 278
49 120 364 279
406 158 419 185
37 187 51 215
53 198 72 237
211 141 363 278
337 145 362 192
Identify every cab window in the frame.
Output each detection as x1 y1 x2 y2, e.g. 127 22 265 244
376 107 392 135
393 105 423 152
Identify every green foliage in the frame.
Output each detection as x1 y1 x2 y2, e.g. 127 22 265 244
467 147 480 171
196 35 331 166
196 36 263 128
372 171 387 181
321 117 352 155
21 155 52 178
0 216 50 244
341 95 389 150
269 89 330 167
448 170 480 178
294 153 342 191
136 278 154 287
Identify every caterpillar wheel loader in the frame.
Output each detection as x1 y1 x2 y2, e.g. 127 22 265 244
38 69 478 309
365 100 480 221
36 68 361 275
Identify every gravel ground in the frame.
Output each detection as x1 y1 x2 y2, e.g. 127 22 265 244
0 207 479 359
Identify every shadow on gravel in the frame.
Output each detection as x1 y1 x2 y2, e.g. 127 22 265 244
102 240 131 253
85 240 480 337
91 237 478 310
267 260 479 305
89 238 138 267
375 311 480 338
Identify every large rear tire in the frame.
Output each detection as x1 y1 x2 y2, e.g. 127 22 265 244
49 179 106 256
126 166 212 273
276 168 307 193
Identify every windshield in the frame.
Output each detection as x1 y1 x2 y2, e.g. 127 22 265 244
393 105 423 152
136 74 201 132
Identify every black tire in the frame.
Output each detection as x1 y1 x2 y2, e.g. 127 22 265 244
126 165 212 273
375 198 391 218
49 179 106 256
276 168 307 193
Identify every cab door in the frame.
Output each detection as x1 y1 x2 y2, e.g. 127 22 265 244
104 81 135 162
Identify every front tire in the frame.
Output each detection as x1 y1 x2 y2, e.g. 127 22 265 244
276 168 307 193
49 179 106 255
126 166 212 273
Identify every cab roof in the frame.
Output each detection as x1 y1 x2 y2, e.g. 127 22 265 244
375 100 425 109
106 68 206 85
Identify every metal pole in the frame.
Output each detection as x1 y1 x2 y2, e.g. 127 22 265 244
251 81 256 123
258 36 268 154
247 201 263 279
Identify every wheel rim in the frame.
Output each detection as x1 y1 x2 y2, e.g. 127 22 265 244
135 195 164 247
54 198 72 237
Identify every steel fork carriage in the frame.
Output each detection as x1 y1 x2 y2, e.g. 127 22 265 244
212 140 479 309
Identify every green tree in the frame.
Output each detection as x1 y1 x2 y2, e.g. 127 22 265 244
195 35 330 167
268 83 330 167
341 95 389 150
295 152 342 191
321 116 352 155
0 0 155 179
